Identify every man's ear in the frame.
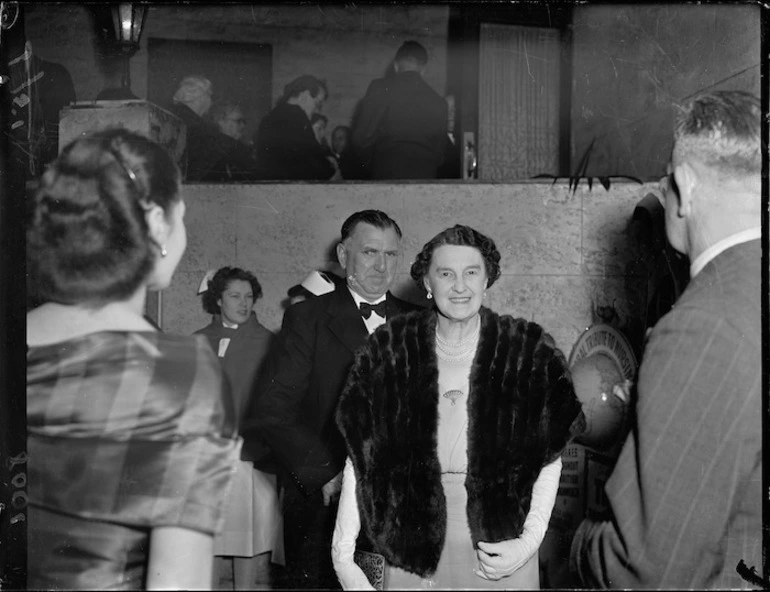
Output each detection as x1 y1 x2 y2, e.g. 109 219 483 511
672 161 697 218
146 204 169 247
336 242 347 270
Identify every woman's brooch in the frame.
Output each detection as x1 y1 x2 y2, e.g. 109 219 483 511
442 389 464 406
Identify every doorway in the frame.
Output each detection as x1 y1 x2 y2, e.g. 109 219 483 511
478 23 562 180
447 3 572 181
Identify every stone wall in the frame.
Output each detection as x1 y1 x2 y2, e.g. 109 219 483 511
164 180 657 360
570 3 762 179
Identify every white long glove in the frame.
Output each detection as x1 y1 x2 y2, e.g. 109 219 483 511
475 456 562 581
331 457 375 590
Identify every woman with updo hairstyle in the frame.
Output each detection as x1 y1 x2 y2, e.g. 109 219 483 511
332 225 585 589
26 128 242 590
194 266 284 589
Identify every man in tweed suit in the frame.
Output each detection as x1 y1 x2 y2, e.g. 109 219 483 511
570 91 762 588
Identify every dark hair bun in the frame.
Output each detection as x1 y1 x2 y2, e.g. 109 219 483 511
27 128 181 305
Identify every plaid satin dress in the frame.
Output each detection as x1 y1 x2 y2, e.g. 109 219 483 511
27 331 243 590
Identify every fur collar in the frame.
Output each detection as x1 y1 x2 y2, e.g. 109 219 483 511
337 307 584 576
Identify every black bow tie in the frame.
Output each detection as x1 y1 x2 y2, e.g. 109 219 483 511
359 301 387 320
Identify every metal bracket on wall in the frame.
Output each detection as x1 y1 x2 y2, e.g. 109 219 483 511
463 131 477 180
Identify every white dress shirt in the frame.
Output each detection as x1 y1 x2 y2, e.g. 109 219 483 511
217 318 239 357
348 288 387 335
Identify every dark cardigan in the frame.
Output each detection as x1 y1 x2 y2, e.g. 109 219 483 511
336 306 585 577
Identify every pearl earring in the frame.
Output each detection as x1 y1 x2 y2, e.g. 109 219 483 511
427 291 433 300
160 245 168 257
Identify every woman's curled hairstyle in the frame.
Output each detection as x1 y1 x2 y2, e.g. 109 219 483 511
410 224 502 289
26 128 181 305
201 267 263 315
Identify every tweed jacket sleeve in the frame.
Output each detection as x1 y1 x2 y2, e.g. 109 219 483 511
569 251 762 588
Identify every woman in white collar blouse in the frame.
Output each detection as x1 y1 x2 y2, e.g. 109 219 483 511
196 267 284 589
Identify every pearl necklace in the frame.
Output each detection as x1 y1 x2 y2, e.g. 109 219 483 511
435 315 480 362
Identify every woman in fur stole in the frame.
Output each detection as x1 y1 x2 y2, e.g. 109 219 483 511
196 267 284 589
332 225 585 589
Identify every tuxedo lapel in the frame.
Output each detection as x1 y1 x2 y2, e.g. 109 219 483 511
327 287 369 354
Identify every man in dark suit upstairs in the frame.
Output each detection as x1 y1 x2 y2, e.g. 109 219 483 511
242 210 421 589
350 40 448 180
570 91 762 589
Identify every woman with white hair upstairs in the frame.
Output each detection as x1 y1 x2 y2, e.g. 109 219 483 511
170 75 250 182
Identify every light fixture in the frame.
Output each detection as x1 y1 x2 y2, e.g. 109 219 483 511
112 3 146 49
110 3 147 94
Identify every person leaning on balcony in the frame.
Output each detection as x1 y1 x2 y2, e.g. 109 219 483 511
170 75 256 182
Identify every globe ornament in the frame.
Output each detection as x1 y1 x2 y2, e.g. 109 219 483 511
568 324 638 455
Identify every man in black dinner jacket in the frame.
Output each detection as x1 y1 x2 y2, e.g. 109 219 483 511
242 210 421 589
350 41 448 180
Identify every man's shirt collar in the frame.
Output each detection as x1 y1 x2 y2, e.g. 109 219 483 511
690 227 761 278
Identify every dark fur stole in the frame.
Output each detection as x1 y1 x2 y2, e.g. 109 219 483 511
336 306 584 577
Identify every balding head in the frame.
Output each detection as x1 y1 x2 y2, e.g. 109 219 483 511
664 91 761 259
673 90 761 179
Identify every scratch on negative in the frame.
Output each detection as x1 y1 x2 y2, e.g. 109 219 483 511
523 41 534 82
238 198 279 214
